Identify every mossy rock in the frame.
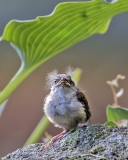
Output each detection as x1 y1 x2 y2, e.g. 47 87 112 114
1 124 128 160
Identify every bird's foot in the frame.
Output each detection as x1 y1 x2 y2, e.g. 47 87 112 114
78 120 89 128
42 141 53 151
43 130 68 151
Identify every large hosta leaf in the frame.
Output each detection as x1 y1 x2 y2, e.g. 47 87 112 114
0 0 128 104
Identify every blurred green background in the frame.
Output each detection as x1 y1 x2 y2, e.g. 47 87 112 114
0 0 128 157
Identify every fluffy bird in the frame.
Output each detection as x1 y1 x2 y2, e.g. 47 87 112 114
43 71 91 149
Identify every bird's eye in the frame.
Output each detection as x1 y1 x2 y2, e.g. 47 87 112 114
68 79 74 86
54 80 57 83
66 79 71 84
66 78 75 86
104 0 118 3
71 81 75 86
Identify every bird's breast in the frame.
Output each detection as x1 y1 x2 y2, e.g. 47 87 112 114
44 92 86 128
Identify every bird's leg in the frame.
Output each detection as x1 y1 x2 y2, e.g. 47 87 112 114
78 120 89 128
43 130 68 150
51 130 68 142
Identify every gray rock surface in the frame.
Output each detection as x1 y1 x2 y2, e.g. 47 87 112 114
1 124 128 160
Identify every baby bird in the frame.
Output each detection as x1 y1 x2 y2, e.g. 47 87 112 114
43 71 91 149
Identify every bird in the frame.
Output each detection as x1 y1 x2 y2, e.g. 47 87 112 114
43 71 91 150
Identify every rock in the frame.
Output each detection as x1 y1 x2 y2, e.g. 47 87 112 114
1 124 128 160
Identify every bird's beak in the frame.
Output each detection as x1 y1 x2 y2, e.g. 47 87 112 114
56 79 71 87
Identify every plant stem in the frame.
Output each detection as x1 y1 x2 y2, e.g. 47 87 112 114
72 68 82 84
109 85 118 107
24 115 50 146
0 64 32 105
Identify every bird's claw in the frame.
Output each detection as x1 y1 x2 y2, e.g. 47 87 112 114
78 120 89 128
42 141 53 151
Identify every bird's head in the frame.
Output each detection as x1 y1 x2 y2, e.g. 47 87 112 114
55 74 75 88
52 74 76 93
46 71 76 93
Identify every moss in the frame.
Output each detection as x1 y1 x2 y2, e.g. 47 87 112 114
94 132 103 139
90 145 105 154
60 128 81 149
2 124 128 160
61 147 68 151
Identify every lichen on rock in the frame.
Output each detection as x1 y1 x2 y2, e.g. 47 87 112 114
1 124 128 160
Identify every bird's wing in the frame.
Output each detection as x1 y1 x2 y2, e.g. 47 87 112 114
76 89 91 121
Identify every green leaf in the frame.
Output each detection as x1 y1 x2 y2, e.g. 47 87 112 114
107 105 128 121
105 121 118 127
0 0 128 104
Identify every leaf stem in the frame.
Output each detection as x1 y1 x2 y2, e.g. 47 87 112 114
0 64 32 105
24 115 50 146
